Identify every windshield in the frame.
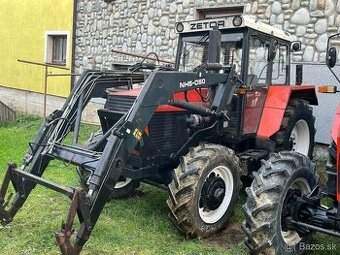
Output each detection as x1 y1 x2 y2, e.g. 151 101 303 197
177 32 244 74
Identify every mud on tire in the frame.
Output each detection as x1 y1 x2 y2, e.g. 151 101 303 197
242 151 318 255
271 99 315 158
167 143 241 237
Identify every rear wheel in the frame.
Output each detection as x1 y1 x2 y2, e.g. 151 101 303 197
242 151 318 255
167 144 241 237
271 99 315 158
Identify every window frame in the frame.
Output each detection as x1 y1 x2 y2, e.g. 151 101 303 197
44 31 69 66
245 29 291 87
175 28 246 73
271 44 289 85
195 6 244 19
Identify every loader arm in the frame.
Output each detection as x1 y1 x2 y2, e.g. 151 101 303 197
0 67 236 254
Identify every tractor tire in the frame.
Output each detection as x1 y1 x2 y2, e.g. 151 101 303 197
242 151 318 255
271 99 315 158
167 144 241 237
79 130 140 199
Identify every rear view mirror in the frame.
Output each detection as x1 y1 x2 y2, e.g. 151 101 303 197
291 41 301 51
327 47 337 68
207 29 221 64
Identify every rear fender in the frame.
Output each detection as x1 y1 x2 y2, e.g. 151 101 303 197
257 85 317 139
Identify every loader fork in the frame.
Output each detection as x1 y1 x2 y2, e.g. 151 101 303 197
0 163 15 224
56 189 91 255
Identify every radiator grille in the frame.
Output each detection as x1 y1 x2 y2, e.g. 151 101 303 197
149 113 187 155
105 95 136 113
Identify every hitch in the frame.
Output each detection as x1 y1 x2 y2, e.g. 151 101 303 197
286 185 340 238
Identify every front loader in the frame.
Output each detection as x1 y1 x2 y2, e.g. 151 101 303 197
0 15 317 254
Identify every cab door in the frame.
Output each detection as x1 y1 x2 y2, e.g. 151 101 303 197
243 34 289 135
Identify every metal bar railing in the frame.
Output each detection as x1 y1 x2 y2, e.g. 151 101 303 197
18 59 70 70
17 59 79 117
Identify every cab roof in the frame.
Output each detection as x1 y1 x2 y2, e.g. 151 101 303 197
175 15 294 42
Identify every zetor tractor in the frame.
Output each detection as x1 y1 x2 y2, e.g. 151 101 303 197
0 15 317 254
242 33 340 255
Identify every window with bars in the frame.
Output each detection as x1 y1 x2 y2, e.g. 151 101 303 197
45 32 68 65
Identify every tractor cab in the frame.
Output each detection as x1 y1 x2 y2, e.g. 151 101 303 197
175 15 294 87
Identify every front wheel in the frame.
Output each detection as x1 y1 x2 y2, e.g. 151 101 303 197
242 151 318 255
79 130 140 199
109 177 140 199
167 144 241 237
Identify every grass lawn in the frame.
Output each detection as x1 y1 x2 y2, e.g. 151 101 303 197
0 115 339 254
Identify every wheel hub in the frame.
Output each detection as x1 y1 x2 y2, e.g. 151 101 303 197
289 119 310 156
200 175 226 211
198 165 234 224
280 178 311 246
281 189 301 231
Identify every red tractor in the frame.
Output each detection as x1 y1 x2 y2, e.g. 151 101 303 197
0 15 316 254
242 33 340 254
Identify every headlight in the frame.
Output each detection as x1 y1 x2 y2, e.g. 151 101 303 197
233 16 242 27
176 22 184 32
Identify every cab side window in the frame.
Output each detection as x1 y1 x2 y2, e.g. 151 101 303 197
247 36 288 86
248 37 270 86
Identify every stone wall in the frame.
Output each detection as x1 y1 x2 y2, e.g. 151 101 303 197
75 0 340 73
